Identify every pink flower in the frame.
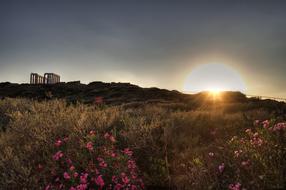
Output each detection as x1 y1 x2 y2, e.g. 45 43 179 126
218 163 225 173
86 142 93 151
73 172 79 178
111 152 117 157
52 151 64 161
95 175 105 187
114 183 123 190
112 175 118 183
97 157 107 168
99 161 107 168
273 122 286 131
54 139 62 147
66 158 72 165
122 176 130 184
128 160 137 169
208 152 214 157
228 182 241 190
64 172 71 180
104 133 110 139
76 184 87 190
80 173 88 184
70 165 75 171
45 184 51 190
122 148 133 157
69 187 76 190
254 120 260 126
262 120 270 128
131 185 138 190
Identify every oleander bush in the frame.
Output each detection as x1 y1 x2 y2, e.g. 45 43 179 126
0 98 285 189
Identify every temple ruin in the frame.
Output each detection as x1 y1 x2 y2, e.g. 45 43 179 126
30 73 60 84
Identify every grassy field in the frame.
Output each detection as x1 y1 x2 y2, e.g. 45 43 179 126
0 97 285 189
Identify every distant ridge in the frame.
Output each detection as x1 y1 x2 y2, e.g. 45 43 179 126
0 82 285 109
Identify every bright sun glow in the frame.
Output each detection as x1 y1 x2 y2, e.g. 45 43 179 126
183 63 246 93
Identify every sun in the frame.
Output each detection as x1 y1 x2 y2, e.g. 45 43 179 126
183 63 246 93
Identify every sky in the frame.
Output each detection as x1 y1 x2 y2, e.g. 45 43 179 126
0 0 286 97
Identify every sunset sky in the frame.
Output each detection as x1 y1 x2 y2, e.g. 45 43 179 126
1 0 286 97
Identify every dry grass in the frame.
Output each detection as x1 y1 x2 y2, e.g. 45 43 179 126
0 98 285 189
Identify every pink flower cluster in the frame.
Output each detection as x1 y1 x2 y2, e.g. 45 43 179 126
272 122 286 131
44 131 144 190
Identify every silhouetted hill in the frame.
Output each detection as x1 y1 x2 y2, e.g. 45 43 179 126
0 81 286 114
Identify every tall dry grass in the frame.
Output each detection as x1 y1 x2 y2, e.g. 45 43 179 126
0 98 285 189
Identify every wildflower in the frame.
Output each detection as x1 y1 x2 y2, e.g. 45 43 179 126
99 161 107 168
69 187 76 190
45 184 51 190
273 122 286 131
262 120 270 128
52 151 64 161
218 163 225 173
86 142 93 151
114 183 123 190
122 176 130 184
76 184 87 190
70 165 75 171
120 172 130 184
112 175 118 183
128 160 137 169
228 182 241 190
254 120 260 126
66 158 72 165
104 132 110 139
80 173 88 184
111 152 117 157
64 172 71 180
54 139 63 147
73 172 79 178
131 185 138 190
95 175 105 187
97 157 107 168
122 148 133 157
208 152 214 157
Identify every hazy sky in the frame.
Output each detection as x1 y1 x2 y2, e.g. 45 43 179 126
1 0 286 97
